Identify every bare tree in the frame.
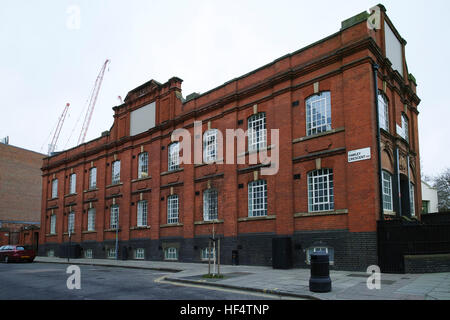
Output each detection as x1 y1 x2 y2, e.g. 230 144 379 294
434 168 450 212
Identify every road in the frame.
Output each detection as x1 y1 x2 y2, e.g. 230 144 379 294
0 262 280 300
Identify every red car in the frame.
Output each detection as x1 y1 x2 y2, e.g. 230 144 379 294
0 245 36 263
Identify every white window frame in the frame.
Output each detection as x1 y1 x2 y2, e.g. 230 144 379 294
410 183 415 216
167 195 179 224
107 248 116 259
134 248 145 260
203 189 218 221
203 129 218 163
402 114 409 143
247 113 267 152
308 169 334 212
382 170 393 212
110 205 119 229
378 93 389 132
69 173 76 194
137 200 148 227
201 247 216 261
52 179 58 199
248 180 268 217
168 143 180 171
164 247 178 260
50 215 56 235
87 208 96 231
306 92 332 136
89 167 97 190
84 249 93 259
138 152 149 179
306 247 334 265
47 249 55 257
68 212 75 234
112 160 121 185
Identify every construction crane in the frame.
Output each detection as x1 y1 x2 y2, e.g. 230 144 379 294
48 103 70 155
77 59 110 145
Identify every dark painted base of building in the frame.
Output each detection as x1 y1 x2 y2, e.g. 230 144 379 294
404 254 450 273
39 230 377 272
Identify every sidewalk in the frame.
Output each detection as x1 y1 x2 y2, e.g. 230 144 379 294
35 256 450 300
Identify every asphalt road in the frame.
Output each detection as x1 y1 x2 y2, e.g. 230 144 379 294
0 262 277 300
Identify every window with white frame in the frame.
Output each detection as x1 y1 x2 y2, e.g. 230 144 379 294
107 248 116 259
110 205 119 229
402 114 409 142
69 173 76 194
47 249 55 257
168 143 180 171
410 183 415 216
52 179 58 199
164 247 178 260
167 195 179 224
382 171 393 211
203 189 218 221
89 167 97 189
87 208 96 231
306 247 334 265
137 200 148 227
134 248 145 260
50 215 56 235
203 129 218 163
306 92 332 136
68 212 75 234
112 160 121 184
378 93 389 132
248 113 267 152
84 249 93 259
308 169 334 212
248 180 268 217
201 247 216 261
138 152 149 178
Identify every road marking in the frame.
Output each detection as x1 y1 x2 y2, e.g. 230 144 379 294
154 275 303 300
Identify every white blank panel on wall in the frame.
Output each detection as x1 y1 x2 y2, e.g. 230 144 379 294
384 21 404 77
130 102 156 136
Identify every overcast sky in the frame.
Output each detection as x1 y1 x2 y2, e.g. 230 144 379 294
0 0 448 178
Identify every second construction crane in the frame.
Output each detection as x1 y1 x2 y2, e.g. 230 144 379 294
77 59 110 145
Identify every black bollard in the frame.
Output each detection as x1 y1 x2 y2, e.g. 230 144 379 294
309 252 332 293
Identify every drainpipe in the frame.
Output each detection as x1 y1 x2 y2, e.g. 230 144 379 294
372 63 384 221
395 147 402 218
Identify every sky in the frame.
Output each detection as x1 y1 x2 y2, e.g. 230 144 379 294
0 0 448 178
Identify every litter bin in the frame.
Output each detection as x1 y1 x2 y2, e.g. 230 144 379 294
309 252 332 293
232 250 239 265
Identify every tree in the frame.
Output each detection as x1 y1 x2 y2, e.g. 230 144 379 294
434 168 450 212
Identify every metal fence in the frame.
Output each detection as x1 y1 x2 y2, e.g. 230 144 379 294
377 220 450 273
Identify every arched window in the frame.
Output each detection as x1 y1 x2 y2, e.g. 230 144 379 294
307 169 334 212
401 114 409 143
248 113 266 152
248 180 267 217
112 160 121 184
138 152 149 178
378 92 389 132
306 92 332 136
203 129 218 163
203 189 218 221
382 170 393 211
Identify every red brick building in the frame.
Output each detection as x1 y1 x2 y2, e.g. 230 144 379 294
39 5 421 271
0 142 43 247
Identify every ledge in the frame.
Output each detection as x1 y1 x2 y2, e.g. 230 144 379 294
161 168 184 176
237 145 276 158
194 219 224 226
238 215 276 222
131 176 152 183
106 182 123 189
64 193 77 198
160 223 184 228
383 210 397 216
84 188 99 193
293 127 345 144
294 209 348 218
194 159 224 168
48 198 59 201
130 226 151 230
63 232 76 235
82 231 97 234
45 233 57 237
104 228 122 232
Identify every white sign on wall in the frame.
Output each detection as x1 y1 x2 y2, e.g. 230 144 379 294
348 147 371 163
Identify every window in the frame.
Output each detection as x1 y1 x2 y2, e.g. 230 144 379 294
248 113 267 152
308 169 334 212
137 200 148 227
112 160 121 184
138 152 149 178
52 179 58 199
203 129 218 163
89 168 97 189
168 143 180 171
68 212 75 234
382 171 393 211
84 249 93 259
164 247 178 260
203 189 218 221
410 183 415 216
47 249 55 257
422 201 430 215
134 248 145 260
107 248 116 259
167 195 179 224
87 208 96 231
50 215 56 235
306 92 332 136
110 205 119 229
248 180 268 217
402 114 409 143
201 247 216 261
378 93 389 132
306 247 334 265
69 174 76 194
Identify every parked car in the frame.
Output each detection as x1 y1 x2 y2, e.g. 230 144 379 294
0 245 36 263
